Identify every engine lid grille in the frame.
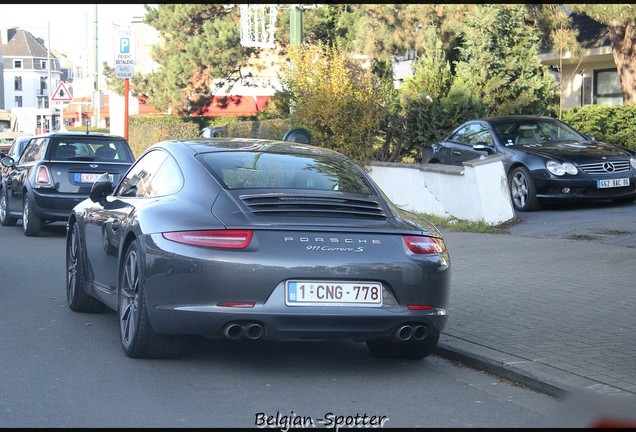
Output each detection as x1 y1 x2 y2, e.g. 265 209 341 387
240 194 387 219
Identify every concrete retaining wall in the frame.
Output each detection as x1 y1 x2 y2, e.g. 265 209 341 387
367 155 515 225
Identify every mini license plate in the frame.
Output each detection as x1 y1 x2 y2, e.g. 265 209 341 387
76 173 113 183
597 178 629 189
285 281 382 307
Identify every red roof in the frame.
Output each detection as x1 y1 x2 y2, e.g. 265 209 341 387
63 94 270 119
201 95 270 117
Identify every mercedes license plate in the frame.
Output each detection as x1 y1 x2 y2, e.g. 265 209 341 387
285 281 382 307
597 178 629 189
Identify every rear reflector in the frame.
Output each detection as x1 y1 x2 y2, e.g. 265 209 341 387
403 236 446 254
408 305 434 310
163 230 253 248
217 302 255 308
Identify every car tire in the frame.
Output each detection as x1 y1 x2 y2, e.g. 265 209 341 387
366 334 440 360
509 166 540 212
0 191 17 226
118 239 184 359
22 195 42 236
66 222 108 313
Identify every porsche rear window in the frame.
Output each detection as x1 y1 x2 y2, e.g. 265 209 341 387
196 151 375 195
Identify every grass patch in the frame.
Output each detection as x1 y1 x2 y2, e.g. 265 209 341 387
411 212 518 234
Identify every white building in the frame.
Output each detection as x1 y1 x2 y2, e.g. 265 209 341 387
0 27 64 134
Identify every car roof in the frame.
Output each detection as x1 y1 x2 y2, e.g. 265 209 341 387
482 115 559 124
157 137 350 159
30 131 127 140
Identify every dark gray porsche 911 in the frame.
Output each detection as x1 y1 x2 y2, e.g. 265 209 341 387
66 138 450 359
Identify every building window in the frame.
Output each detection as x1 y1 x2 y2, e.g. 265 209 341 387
594 69 623 105
581 76 592 106
41 60 47 69
13 60 22 69
14 76 22 91
40 77 48 96
15 96 23 108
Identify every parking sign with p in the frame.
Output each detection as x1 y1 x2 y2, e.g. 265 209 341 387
120 37 130 54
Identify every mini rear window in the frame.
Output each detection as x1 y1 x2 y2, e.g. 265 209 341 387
196 151 375 195
50 138 134 162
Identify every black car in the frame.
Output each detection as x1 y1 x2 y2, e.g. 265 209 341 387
66 138 451 359
0 131 135 236
422 115 636 211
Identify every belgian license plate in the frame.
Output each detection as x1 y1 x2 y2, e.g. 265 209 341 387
285 281 382 307
78 173 113 183
597 178 629 189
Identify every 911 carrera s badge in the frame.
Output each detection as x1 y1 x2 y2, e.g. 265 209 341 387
284 236 381 252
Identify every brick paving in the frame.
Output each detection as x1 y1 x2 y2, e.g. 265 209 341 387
435 230 636 400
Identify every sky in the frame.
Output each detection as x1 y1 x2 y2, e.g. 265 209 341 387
1 4 153 65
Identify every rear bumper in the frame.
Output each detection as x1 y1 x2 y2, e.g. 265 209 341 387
32 189 87 221
149 302 449 342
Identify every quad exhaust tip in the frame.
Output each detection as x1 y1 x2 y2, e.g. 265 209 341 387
395 324 428 341
223 322 265 340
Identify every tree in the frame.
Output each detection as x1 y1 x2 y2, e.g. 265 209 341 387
568 4 636 105
279 43 389 164
529 4 584 119
451 4 559 116
135 4 261 114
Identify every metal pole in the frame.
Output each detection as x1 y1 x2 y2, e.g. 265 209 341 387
124 79 129 141
94 4 99 128
290 4 303 45
47 22 52 131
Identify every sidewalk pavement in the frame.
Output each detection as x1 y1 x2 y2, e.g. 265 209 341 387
434 229 636 404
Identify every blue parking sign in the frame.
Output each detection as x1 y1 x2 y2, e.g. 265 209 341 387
120 37 130 54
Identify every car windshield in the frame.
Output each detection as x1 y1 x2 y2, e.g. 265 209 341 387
196 151 375 195
492 119 587 146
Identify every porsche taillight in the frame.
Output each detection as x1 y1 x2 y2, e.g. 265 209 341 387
163 230 253 248
35 165 52 187
403 235 446 254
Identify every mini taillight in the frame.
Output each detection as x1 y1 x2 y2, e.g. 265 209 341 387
35 165 52 186
403 235 446 254
163 230 253 248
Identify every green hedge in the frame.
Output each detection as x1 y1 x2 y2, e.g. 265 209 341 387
122 104 636 160
561 104 636 150
226 118 292 140
125 116 293 157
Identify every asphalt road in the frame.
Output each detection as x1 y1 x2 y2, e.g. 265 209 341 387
508 199 636 248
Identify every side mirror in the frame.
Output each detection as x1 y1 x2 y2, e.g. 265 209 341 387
473 142 495 153
1 156 15 167
89 173 113 203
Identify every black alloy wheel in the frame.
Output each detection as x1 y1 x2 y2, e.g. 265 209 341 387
22 196 42 236
66 222 107 313
118 240 183 359
0 191 17 226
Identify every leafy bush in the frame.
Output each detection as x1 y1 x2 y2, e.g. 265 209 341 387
128 115 200 157
226 118 292 140
561 104 636 150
